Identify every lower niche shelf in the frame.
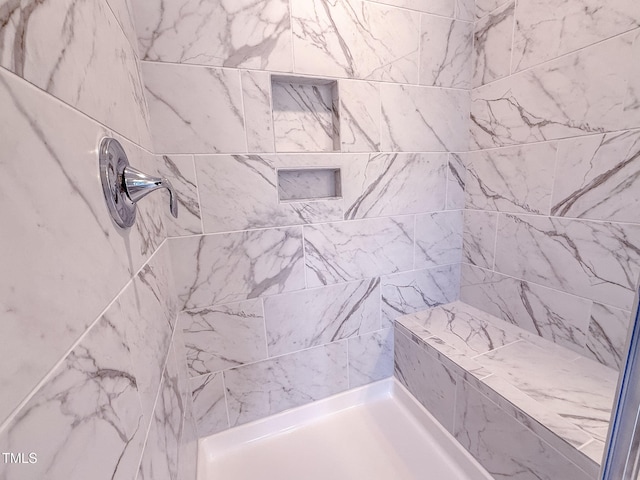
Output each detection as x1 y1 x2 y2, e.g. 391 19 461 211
277 168 342 202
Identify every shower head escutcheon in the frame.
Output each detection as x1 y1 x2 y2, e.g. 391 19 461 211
98 137 178 229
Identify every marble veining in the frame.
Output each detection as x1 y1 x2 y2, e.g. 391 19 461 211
170 227 306 309
190 373 229 437
552 130 640 224
134 0 293 71
585 303 632 370
181 299 267 377
473 1 514 87
463 210 498 268
304 216 414 287
447 154 466 210
463 143 557 214
160 155 202 237
419 15 473 89
339 80 380 152
265 278 381 356
494 214 640 311
242 70 276 153
342 153 447 219
415 211 463 269
348 328 394 388
291 0 420 82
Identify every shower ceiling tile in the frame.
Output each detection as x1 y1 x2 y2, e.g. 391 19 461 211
470 31 636 149
264 278 381 356
494 214 640 311
225 342 348 426
133 0 293 72
414 210 463 269
419 15 473 89
552 130 640 224
169 227 306 310
291 0 419 83
195 154 345 233
303 216 414 287
460 264 593 352
512 0 640 72
380 84 470 152
142 62 246 154
339 80 381 153
381 265 460 328
463 142 557 215
342 153 448 219
181 299 267 377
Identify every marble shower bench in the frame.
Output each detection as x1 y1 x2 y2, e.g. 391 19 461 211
394 301 619 480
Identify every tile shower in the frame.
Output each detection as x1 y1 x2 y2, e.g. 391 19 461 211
0 1 638 480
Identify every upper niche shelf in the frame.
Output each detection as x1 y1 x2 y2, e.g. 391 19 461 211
271 75 340 153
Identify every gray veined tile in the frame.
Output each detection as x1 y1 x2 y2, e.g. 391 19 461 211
104 0 138 52
419 16 473 89
415 211 463 269
447 154 466 210
342 153 447 220
348 328 394 388
494 214 640 311
381 83 470 152
584 303 633 370
133 0 293 71
265 279 381 356
463 210 498 269
181 299 267 377
242 71 276 153
225 342 348 426
304 216 414 287
474 0 510 19
463 143 557 215
369 0 454 16
455 0 476 21
460 264 593 352
472 1 514 87
470 31 637 149
512 0 640 72
339 80 380 152
190 373 229 438
381 265 460 328
143 62 246 154
160 155 202 237
291 0 420 83
170 227 306 309
552 130 640 224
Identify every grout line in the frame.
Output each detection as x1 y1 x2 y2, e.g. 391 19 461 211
221 371 232 429
417 13 423 86
302 224 309 289
346 339 351 389
191 154 206 234
508 0 518 75
547 141 561 216
239 70 250 154
491 212 500 271
261 297 270 358
470 339 523 360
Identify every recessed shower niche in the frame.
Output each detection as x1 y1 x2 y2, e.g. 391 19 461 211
277 168 342 202
271 75 340 152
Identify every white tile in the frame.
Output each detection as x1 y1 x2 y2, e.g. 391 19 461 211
143 62 246 154
339 80 380 152
190 373 229 438
304 216 414 287
369 0 455 16
463 210 498 268
265 279 381 356
242 71 276 153
348 329 394 388
585 303 633 370
472 1 514 87
447 154 466 210
159 155 202 237
415 211 463 269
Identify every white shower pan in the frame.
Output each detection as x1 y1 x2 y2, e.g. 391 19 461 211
197 378 492 480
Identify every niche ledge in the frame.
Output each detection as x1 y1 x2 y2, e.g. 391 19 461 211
278 168 342 202
271 75 340 153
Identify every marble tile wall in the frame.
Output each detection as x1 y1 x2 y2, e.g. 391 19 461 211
132 0 473 435
0 1 196 479
461 0 640 370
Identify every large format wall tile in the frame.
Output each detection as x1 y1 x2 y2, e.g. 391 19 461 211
0 305 144 480
170 227 305 309
585 303 633 370
242 71 276 153
512 0 640 72
415 211 463 269
473 1 514 87
381 265 460 327
195 154 345 233
463 210 498 268
265 279 380 356
291 0 420 82
0 0 151 146
134 0 293 71
143 62 246 154
447 154 466 210
381 84 470 152
0 70 165 426
339 80 380 152
181 299 267 377
460 264 592 352
552 130 640 224
419 15 473 89
342 153 447 219
190 373 229 437
225 342 348 426
394 329 457 432
495 214 640 311
348 328 394 388
454 380 591 480
369 0 454 16
304 216 414 287
475 0 509 19
470 31 637 149
464 143 557 214
160 155 203 237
